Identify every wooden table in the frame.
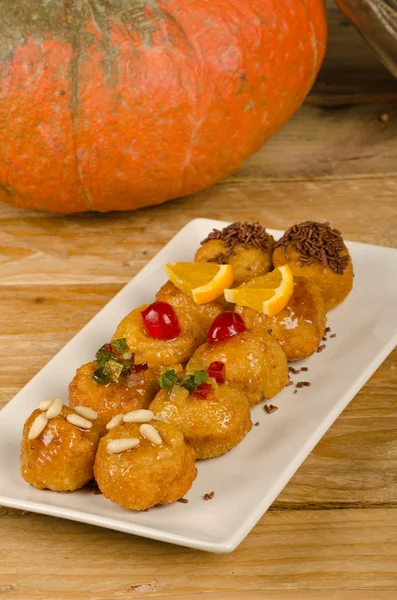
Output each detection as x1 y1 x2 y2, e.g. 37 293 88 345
1 3 397 599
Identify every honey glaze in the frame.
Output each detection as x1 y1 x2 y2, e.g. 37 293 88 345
236 278 327 361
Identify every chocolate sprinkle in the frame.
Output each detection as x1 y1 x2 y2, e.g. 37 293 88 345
325 327 331 333
275 221 350 274
301 367 309 372
264 404 278 414
204 491 215 500
330 333 336 338
254 421 260 427
201 221 272 264
317 344 326 353
84 480 102 495
289 366 301 375
296 381 311 388
178 498 189 504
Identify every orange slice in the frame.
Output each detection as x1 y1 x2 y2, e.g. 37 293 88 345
165 262 234 305
224 265 294 317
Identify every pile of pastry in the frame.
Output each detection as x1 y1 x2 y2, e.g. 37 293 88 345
20 221 353 511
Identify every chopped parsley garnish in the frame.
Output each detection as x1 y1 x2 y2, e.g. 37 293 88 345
159 369 209 393
92 368 109 385
92 338 133 384
159 369 179 389
111 338 128 355
95 343 113 368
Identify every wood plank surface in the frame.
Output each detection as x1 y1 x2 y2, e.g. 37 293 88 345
1 2 397 598
1 177 396 286
1 508 397 599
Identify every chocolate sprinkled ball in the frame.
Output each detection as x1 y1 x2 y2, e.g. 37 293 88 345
273 222 353 311
196 222 274 285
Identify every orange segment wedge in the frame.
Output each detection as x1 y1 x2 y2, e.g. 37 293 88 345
224 265 294 317
165 262 234 305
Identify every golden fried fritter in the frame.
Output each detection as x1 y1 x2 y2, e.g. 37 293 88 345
193 331 288 406
113 304 205 367
156 281 224 334
196 239 273 286
21 405 101 492
69 361 159 434
273 222 353 311
150 383 252 459
94 420 196 511
236 278 326 361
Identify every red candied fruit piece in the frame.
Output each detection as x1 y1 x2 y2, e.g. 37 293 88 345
141 301 181 340
207 312 246 344
192 382 212 400
208 361 226 384
133 362 148 373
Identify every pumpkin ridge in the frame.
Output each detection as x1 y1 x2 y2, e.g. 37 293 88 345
68 4 91 209
0 0 327 213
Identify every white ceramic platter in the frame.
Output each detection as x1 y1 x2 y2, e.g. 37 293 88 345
1 218 396 553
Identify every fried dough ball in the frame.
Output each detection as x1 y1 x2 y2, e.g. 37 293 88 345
195 222 274 285
69 361 160 434
156 281 224 334
21 404 101 492
236 278 327 361
94 420 196 511
193 331 288 406
150 383 252 459
113 303 205 367
273 222 353 311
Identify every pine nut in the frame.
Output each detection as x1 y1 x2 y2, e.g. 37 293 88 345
45 397 63 419
39 397 56 412
106 414 124 430
28 414 48 440
123 409 154 423
107 438 140 454
152 415 170 424
66 413 92 430
140 423 162 446
74 406 98 420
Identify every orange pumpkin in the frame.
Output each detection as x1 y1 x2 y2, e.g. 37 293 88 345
0 1 327 213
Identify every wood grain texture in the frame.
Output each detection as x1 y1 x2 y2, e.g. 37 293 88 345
1 509 397 599
1 3 397 598
1 177 396 286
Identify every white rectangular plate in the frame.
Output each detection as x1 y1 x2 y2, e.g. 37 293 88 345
1 218 397 553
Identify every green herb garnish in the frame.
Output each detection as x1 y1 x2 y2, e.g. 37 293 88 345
93 340 133 384
159 369 179 389
193 370 209 386
180 374 196 392
95 343 113 368
159 369 209 393
92 367 109 385
111 338 128 355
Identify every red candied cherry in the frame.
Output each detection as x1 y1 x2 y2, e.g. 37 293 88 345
192 382 212 400
207 312 246 344
208 361 226 383
141 301 181 340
